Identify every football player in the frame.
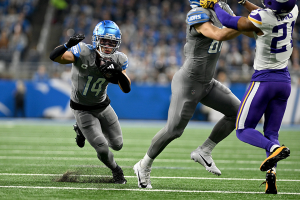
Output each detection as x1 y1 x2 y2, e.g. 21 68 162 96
212 0 298 194
49 20 131 184
133 0 249 189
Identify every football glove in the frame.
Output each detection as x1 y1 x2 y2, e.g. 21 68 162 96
237 0 246 5
65 33 85 48
96 58 122 84
200 0 218 8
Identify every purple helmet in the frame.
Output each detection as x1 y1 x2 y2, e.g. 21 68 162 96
262 0 296 15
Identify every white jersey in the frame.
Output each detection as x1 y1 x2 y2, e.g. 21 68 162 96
248 5 298 70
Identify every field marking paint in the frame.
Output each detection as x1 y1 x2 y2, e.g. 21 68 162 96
0 185 299 195
1 163 300 172
0 173 299 182
0 156 299 165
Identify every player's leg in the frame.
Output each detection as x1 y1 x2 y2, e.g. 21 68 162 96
98 105 126 184
236 82 276 150
134 69 201 188
100 105 123 151
73 109 126 184
192 79 240 175
260 82 291 172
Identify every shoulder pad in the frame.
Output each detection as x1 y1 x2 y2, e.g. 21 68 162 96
113 51 128 70
70 42 92 59
186 7 210 26
248 9 263 26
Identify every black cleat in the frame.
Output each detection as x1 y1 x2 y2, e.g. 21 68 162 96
112 165 127 184
260 170 277 194
73 123 85 148
260 145 290 171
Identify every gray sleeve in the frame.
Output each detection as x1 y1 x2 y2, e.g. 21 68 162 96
217 2 234 16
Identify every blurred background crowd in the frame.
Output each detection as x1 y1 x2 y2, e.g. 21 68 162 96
0 0 300 85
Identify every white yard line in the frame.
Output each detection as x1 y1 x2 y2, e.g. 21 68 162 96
0 173 299 182
0 185 299 195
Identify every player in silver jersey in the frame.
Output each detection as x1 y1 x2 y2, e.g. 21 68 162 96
49 20 131 184
133 0 251 189
212 0 298 194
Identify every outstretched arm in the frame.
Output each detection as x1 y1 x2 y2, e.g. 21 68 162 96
238 0 262 12
49 34 85 64
194 22 242 41
214 3 263 35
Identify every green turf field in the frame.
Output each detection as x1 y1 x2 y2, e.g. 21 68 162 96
0 120 299 199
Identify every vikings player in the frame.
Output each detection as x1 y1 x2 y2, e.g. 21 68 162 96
49 20 131 184
212 0 298 194
133 0 248 189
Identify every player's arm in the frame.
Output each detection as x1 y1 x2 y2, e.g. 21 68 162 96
238 0 261 12
214 3 263 35
118 70 131 93
194 22 242 41
49 34 85 64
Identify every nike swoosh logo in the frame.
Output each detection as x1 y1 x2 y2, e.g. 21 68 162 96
200 154 212 167
137 170 147 188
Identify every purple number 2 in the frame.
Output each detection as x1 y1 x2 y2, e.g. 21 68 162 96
271 21 295 54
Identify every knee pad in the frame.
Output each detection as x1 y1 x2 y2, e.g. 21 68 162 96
236 129 243 141
110 143 123 151
95 142 109 157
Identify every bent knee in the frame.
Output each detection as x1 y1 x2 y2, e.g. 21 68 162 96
110 143 123 151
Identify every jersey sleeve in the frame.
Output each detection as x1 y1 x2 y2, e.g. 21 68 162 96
70 42 91 60
248 9 266 29
115 52 128 70
186 7 211 26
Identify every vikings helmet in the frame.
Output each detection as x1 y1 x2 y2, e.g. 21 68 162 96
262 0 296 15
92 20 122 58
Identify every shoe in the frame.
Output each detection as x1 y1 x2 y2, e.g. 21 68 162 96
133 160 152 188
260 145 290 171
112 165 127 184
260 170 277 194
73 123 85 148
191 147 221 176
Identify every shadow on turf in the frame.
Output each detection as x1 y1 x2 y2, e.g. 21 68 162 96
53 170 114 183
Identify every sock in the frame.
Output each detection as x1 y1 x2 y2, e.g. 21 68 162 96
140 154 154 168
112 165 121 172
200 138 217 153
270 144 280 153
272 167 276 173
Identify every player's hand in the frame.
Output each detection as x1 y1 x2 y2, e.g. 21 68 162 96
65 33 85 48
237 0 246 5
200 0 218 8
97 58 122 80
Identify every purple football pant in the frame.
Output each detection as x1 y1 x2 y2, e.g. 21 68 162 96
236 81 291 158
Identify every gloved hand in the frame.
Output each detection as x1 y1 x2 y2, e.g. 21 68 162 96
65 33 85 48
200 0 218 8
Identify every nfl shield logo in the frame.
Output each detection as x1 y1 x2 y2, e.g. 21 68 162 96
191 90 196 95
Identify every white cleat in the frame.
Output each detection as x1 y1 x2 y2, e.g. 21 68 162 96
191 147 221 176
133 160 152 188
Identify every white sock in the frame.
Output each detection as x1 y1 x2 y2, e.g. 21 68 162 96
270 144 280 153
140 154 154 168
200 138 217 153
272 167 276 173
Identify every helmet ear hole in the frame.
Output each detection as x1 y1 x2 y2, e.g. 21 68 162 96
267 2 271 5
